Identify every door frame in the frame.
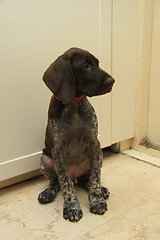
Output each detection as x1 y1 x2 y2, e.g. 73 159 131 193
132 0 160 158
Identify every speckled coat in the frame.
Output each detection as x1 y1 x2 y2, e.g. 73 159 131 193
38 48 115 222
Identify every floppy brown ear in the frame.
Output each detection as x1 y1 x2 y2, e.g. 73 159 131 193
43 55 75 103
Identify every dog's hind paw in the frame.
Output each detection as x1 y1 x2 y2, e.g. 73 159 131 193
101 186 110 199
38 188 57 204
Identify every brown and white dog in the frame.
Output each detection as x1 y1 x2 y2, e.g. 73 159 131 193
38 48 115 222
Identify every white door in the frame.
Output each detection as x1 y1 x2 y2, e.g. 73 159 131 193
147 0 160 148
0 0 112 181
0 0 139 183
111 0 138 143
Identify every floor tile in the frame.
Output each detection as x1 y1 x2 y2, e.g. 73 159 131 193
0 153 160 240
78 196 160 240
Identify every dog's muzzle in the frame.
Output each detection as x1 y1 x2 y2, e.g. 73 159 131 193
104 77 115 93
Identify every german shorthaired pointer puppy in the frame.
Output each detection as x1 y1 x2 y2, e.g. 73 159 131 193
38 47 115 222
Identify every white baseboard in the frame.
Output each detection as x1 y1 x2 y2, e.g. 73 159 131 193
123 149 160 168
0 152 42 182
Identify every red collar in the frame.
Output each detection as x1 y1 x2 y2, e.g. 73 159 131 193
54 95 84 105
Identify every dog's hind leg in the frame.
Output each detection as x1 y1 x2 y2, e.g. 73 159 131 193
77 173 110 200
38 154 60 204
38 178 60 203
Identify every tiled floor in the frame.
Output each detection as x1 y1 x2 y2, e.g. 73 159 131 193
0 153 160 240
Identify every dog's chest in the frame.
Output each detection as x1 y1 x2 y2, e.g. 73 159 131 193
63 103 97 139
51 102 98 160
47 100 99 178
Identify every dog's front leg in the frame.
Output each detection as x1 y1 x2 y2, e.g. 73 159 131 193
51 146 83 222
88 140 108 215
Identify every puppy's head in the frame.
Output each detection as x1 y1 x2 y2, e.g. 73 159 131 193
43 48 115 103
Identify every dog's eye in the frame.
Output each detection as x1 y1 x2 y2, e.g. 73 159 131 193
82 63 91 70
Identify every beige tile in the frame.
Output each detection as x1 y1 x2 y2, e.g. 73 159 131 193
0 153 160 240
78 196 160 240
101 154 160 218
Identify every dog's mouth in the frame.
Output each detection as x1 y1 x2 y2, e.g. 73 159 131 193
103 84 114 93
86 78 115 97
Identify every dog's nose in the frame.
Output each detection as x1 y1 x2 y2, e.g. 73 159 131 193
106 77 115 86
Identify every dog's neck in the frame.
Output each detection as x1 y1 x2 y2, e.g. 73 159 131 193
54 95 84 105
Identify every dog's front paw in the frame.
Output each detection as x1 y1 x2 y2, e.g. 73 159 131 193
89 193 107 215
38 188 57 203
63 199 83 222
